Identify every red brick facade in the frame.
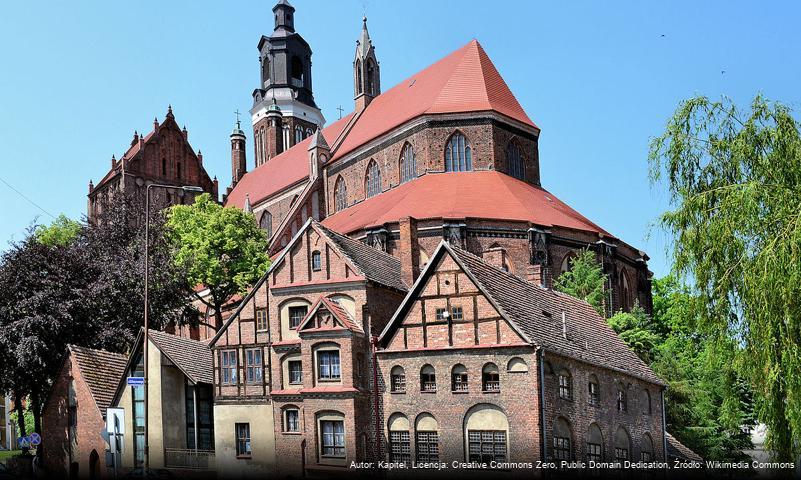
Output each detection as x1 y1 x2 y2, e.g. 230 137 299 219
42 347 127 479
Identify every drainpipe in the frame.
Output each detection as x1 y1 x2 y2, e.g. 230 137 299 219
371 335 382 463
537 347 547 461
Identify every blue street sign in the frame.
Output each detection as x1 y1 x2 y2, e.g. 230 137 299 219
127 377 145 386
29 433 41 446
18 436 30 448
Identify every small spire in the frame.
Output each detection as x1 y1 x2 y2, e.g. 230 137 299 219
308 127 329 151
244 193 252 213
153 117 159 130
166 104 174 118
89 179 94 192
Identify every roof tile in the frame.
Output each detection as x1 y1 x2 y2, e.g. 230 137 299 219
69 345 128 415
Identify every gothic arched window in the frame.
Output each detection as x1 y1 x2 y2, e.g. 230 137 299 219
259 211 273 239
334 176 347 212
355 59 363 95
295 126 303 144
445 132 472 172
506 141 524 180
366 59 376 95
365 160 381 198
283 126 290 150
399 143 416 184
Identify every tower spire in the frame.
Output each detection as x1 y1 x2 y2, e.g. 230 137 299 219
354 15 380 111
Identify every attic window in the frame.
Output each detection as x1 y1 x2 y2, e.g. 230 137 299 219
409 79 416 87
542 311 552 318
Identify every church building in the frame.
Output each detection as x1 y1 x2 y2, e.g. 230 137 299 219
209 1 665 476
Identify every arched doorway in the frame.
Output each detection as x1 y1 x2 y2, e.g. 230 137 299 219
89 450 100 480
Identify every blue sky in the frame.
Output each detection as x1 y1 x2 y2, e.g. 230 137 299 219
0 1 799 277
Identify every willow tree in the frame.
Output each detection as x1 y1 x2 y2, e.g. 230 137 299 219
649 95 801 460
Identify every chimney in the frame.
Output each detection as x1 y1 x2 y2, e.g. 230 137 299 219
398 216 420 287
526 264 543 286
482 247 508 271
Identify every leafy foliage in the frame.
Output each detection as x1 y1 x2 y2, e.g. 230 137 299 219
649 95 801 460
166 193 270 325
0 194 194 435
34 215 81 247
610 276 755 461
553 249 607 315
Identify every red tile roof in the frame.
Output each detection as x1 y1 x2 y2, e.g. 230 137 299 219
225 113 353 209
68 345 128 415
331 40 536 161
322 171 612 237
225 40 536 209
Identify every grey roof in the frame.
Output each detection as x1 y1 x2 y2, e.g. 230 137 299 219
666 433 703 462
446 243 663 385
316 222 408 292
308 127 329 150
69 345 128 415
148 329 214 385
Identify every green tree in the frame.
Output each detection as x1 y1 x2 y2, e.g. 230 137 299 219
34 214 80 247
553 249 606 315
607 304 661 363
649 94 801 460
166 194 270 327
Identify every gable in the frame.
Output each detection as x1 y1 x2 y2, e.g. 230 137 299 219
382 246 526 351
270 223 364 288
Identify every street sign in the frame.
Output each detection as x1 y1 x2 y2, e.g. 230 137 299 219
29 433 41 446
18 436 30 448
126 377 145 387
106 408 125 434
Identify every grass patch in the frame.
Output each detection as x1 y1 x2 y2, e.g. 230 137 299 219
0 450 22 464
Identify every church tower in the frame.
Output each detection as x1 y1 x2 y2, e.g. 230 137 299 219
251 0 325 166
230 117 247 188
354 16 380 111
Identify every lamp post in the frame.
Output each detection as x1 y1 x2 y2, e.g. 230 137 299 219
143 183 203 471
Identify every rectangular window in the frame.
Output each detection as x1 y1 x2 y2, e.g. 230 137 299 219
289 306 308 329
641 451 652 461
320 420 345 457
482 372 500 392
587 443 602 463
615 447 628 462
553 436 571 461
312 251 322 271
285 409 300 433
617 390 627 412
452 372 468 392
256 309 268 332
559 375 572 400
288 360 303 385
451 306 463 321
588 382 600 406
236 423 251 457
435 308 447 321
317 350 341 380
421 372 437 392
467 430 507 463
133 385 145 467
416 431 439 462
221 350 237 385
185 383 214 450
389 431 411 462
246 348 262 383
391 373 406 392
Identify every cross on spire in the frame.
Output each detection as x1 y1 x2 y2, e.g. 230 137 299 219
234 109 242 128
336 105 344 119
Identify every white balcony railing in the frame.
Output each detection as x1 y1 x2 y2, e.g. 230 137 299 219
164 448 215 470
